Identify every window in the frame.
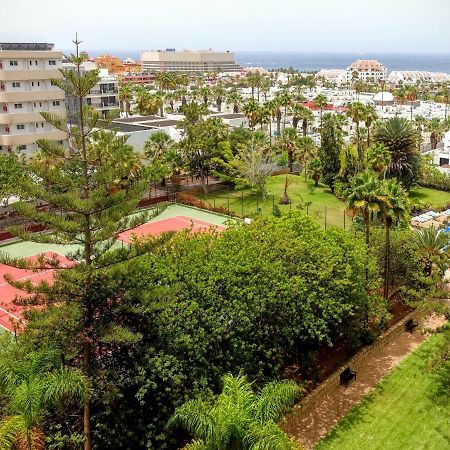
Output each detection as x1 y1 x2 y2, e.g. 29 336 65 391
9 61 18 66
31 82 34 87
35 61 38 65
12 82 20 88
17 144 26 151
49 60 56 66
41 123 44 128
16 124 25 130
14 103 23 109
29 61 32 66
37 82 40 87
52 101 60 106
35 123 39 128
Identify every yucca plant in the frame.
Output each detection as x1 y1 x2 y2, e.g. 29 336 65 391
168 374 302 450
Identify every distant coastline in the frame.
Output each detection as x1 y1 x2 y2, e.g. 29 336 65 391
84 50 450 73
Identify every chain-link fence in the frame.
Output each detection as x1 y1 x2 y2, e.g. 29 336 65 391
195 186 351 230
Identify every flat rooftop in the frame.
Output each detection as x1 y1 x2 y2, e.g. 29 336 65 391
115 115 162 123
213 113 245 119
140 119 179 128
0 43 54 51
109 122 154 133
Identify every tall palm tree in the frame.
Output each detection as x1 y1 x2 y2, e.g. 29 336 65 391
0 349 89 450
292 104 313 137
380 179 409 300
363 104 378 147
168 374 301 450
242 98 261 131
118 84 133 117
199 86 211 107
297 136 317 181
313 94 328 131
277 127 299 173
346 102 367 166
277 90 293 129
374 117 421 190
347 171 385 246
308 158 322 186
426 117 449 150
227 90 243 114
213 83 227 113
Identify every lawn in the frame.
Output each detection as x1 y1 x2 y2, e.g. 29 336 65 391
197 175 349 229
410 187 450 210
315 331 450 450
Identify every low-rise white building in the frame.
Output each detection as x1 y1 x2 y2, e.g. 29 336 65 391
388 71 450 86
316 69 347 85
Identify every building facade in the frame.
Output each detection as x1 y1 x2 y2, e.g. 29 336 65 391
141 49 241 73
63 61 119 122
0 42 67 154
346 60 387 83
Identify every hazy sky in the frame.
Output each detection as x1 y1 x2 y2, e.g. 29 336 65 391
4 0 450 53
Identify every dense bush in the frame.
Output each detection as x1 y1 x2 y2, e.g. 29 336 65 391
175 191 238 217
7 213 383 449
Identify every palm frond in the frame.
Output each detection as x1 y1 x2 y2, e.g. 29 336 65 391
244 420 303 450
253 380 300 423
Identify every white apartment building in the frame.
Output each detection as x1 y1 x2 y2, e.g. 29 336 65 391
141 49 241 73
346 60 387 83
63 61 119 122
388 71 450 86
0 43 67 154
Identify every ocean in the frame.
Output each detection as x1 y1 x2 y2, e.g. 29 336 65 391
86 51 450 73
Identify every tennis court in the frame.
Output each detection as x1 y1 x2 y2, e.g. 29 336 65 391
118 215 225 244
0 252 71 332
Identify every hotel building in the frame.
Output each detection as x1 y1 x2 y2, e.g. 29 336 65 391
141 49 241 73
346 60 387 83
0 43 67 154
63 60 119 122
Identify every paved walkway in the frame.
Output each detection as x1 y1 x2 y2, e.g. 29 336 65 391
289 314 446 449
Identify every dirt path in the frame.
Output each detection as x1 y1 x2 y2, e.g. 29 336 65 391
289 314 446 449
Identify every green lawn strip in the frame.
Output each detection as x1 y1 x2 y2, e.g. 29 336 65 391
315 332 450 450
197 175 349 229
410 187 450 209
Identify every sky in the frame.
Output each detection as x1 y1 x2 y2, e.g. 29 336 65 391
3 0 450 53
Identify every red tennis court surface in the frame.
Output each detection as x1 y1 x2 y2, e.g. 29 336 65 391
118 215 225 244
0 252 72 333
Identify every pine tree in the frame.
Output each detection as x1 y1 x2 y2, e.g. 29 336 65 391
1 36 162 450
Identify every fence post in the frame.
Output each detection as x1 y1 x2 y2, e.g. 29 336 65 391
344 210 346 230
324 206 327 230
213 191 216 208
241 190 244 217
256 196 259 215
272 195 275 213
227 191 230 214
306 204 309 215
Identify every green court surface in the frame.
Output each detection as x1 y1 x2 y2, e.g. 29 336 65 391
0 204 231 259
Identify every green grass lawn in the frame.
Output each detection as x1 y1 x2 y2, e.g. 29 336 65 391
198 175 349 229
410 187 450 210
316 331 450 450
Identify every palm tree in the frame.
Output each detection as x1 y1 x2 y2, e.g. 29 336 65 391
0 349 89 450
292 104 313 137
363 104 378 147
380 179 409 300
346 102 367 166
277 127 299 173
347 171 385 246
118 84 133 117
308 158 322 186
413 226 450 277
374 117 421 190
242 98 261 131
313 94 328 131
426 117 449 150
144 131 174 160
297 136 317 181
168 374 301 450
367 143 391 178
277 90 292 129
227 90 243 114
213 83 227 112
404 85 418 120
199 86 211 107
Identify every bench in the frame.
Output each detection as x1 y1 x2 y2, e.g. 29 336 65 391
340 367 357 385
405 318 419 333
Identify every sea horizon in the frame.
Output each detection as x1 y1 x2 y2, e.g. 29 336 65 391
81 50 450 73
